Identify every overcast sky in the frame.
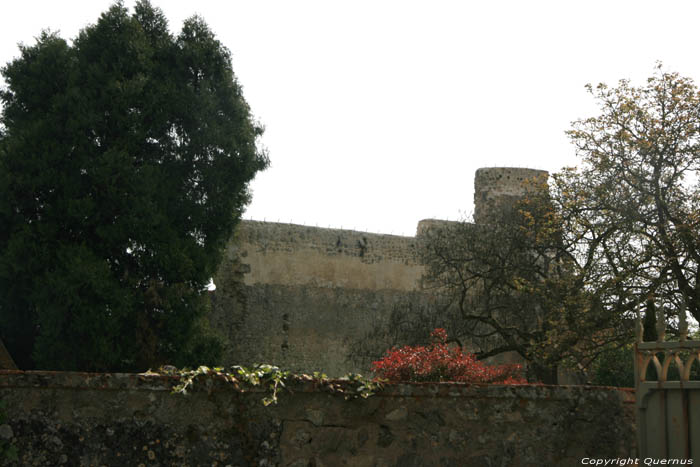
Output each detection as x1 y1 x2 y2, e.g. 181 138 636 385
3 1 700 236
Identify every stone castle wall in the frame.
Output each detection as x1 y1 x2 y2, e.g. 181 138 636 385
474 167 549 224
210 221 434 375
0 370 636 466
210 168 549 376
228 221 424 291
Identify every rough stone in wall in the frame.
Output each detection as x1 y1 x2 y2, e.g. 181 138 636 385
416 218 461 237
474 167 549 224
209 282 433 375
209 167 551 376
0 370 636 466
228 221 424 290
210 221 433 376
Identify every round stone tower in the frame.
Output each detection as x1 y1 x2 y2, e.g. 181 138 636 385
473 167 549 224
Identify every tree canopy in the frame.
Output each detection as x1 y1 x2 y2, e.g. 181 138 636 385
418 66 700 384
419 184 629 384
0 1 268 371
560 66 700 329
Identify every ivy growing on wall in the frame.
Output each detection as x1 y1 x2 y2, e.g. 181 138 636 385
153 365 383 406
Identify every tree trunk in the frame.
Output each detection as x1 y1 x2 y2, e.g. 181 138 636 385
643 300 658 342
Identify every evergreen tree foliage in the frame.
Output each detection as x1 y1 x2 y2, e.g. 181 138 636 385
0 1 268 371
588 345 634 387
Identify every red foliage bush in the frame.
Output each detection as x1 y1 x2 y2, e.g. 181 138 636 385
371 328 526 384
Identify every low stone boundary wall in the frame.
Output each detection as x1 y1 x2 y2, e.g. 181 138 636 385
0 371 635 466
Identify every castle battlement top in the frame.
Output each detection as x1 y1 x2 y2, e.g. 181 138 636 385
474 167 549 224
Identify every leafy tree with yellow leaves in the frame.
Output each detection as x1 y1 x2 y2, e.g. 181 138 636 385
560 65 700 330
420 66 700 384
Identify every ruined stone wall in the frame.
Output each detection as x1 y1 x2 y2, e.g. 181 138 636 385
474 167 549 224
210 221 433 376
0 370 636 466
209 168 550 376
226 221 424 291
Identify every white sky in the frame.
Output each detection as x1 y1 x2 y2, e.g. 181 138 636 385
2 1 700 236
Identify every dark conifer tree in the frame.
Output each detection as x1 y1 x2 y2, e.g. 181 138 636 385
0 1 268 371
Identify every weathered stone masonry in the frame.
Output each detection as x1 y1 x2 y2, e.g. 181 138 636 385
210 221 433 375
210 168 550 376
1 168 637 465
0 370 635 466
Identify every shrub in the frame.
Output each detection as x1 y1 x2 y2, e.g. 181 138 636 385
589 345 634 387
371 328 526 384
